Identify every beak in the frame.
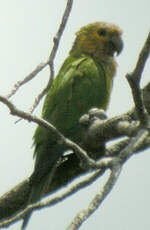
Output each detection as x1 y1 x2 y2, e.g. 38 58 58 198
111 34 123 56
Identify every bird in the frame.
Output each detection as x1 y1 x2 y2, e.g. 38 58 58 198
21 21 123 229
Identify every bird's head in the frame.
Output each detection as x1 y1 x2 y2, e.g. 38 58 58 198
70 22 123 61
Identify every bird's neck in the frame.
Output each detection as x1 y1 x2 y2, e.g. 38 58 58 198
98 56 117 79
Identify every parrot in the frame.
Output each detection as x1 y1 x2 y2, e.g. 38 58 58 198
21 21 123 229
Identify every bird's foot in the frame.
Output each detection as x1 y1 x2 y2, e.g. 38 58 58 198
79 107 107 127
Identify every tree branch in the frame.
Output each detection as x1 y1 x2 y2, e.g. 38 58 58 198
126 30 150 126
81 111 139 151
0 95 94 169
1 84 150 222
0 156 123 228
0 169 105 228
67 125 150 230
66 163 121 230
6 62 48 99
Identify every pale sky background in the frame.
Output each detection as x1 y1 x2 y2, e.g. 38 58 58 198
0 0 150 229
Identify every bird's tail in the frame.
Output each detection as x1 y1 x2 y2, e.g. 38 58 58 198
21 146 62 230
21 171 56 229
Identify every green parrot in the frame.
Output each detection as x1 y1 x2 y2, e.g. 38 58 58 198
21 22 123 229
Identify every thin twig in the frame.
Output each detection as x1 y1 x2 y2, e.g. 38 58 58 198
6 63 48 99
6 0 73 114
126 30 150 126
119 128 149 163
29 0 73 113
131 31 150 83
66 164 121 230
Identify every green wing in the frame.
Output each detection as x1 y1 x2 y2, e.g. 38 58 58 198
34 54 111 159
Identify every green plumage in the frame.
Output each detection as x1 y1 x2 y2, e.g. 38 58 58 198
33 54 112 199
21 22 123 229
35 54 111 154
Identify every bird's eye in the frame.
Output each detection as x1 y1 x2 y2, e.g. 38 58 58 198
97 28 107 37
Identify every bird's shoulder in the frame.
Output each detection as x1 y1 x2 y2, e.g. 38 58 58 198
54 54 105 88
